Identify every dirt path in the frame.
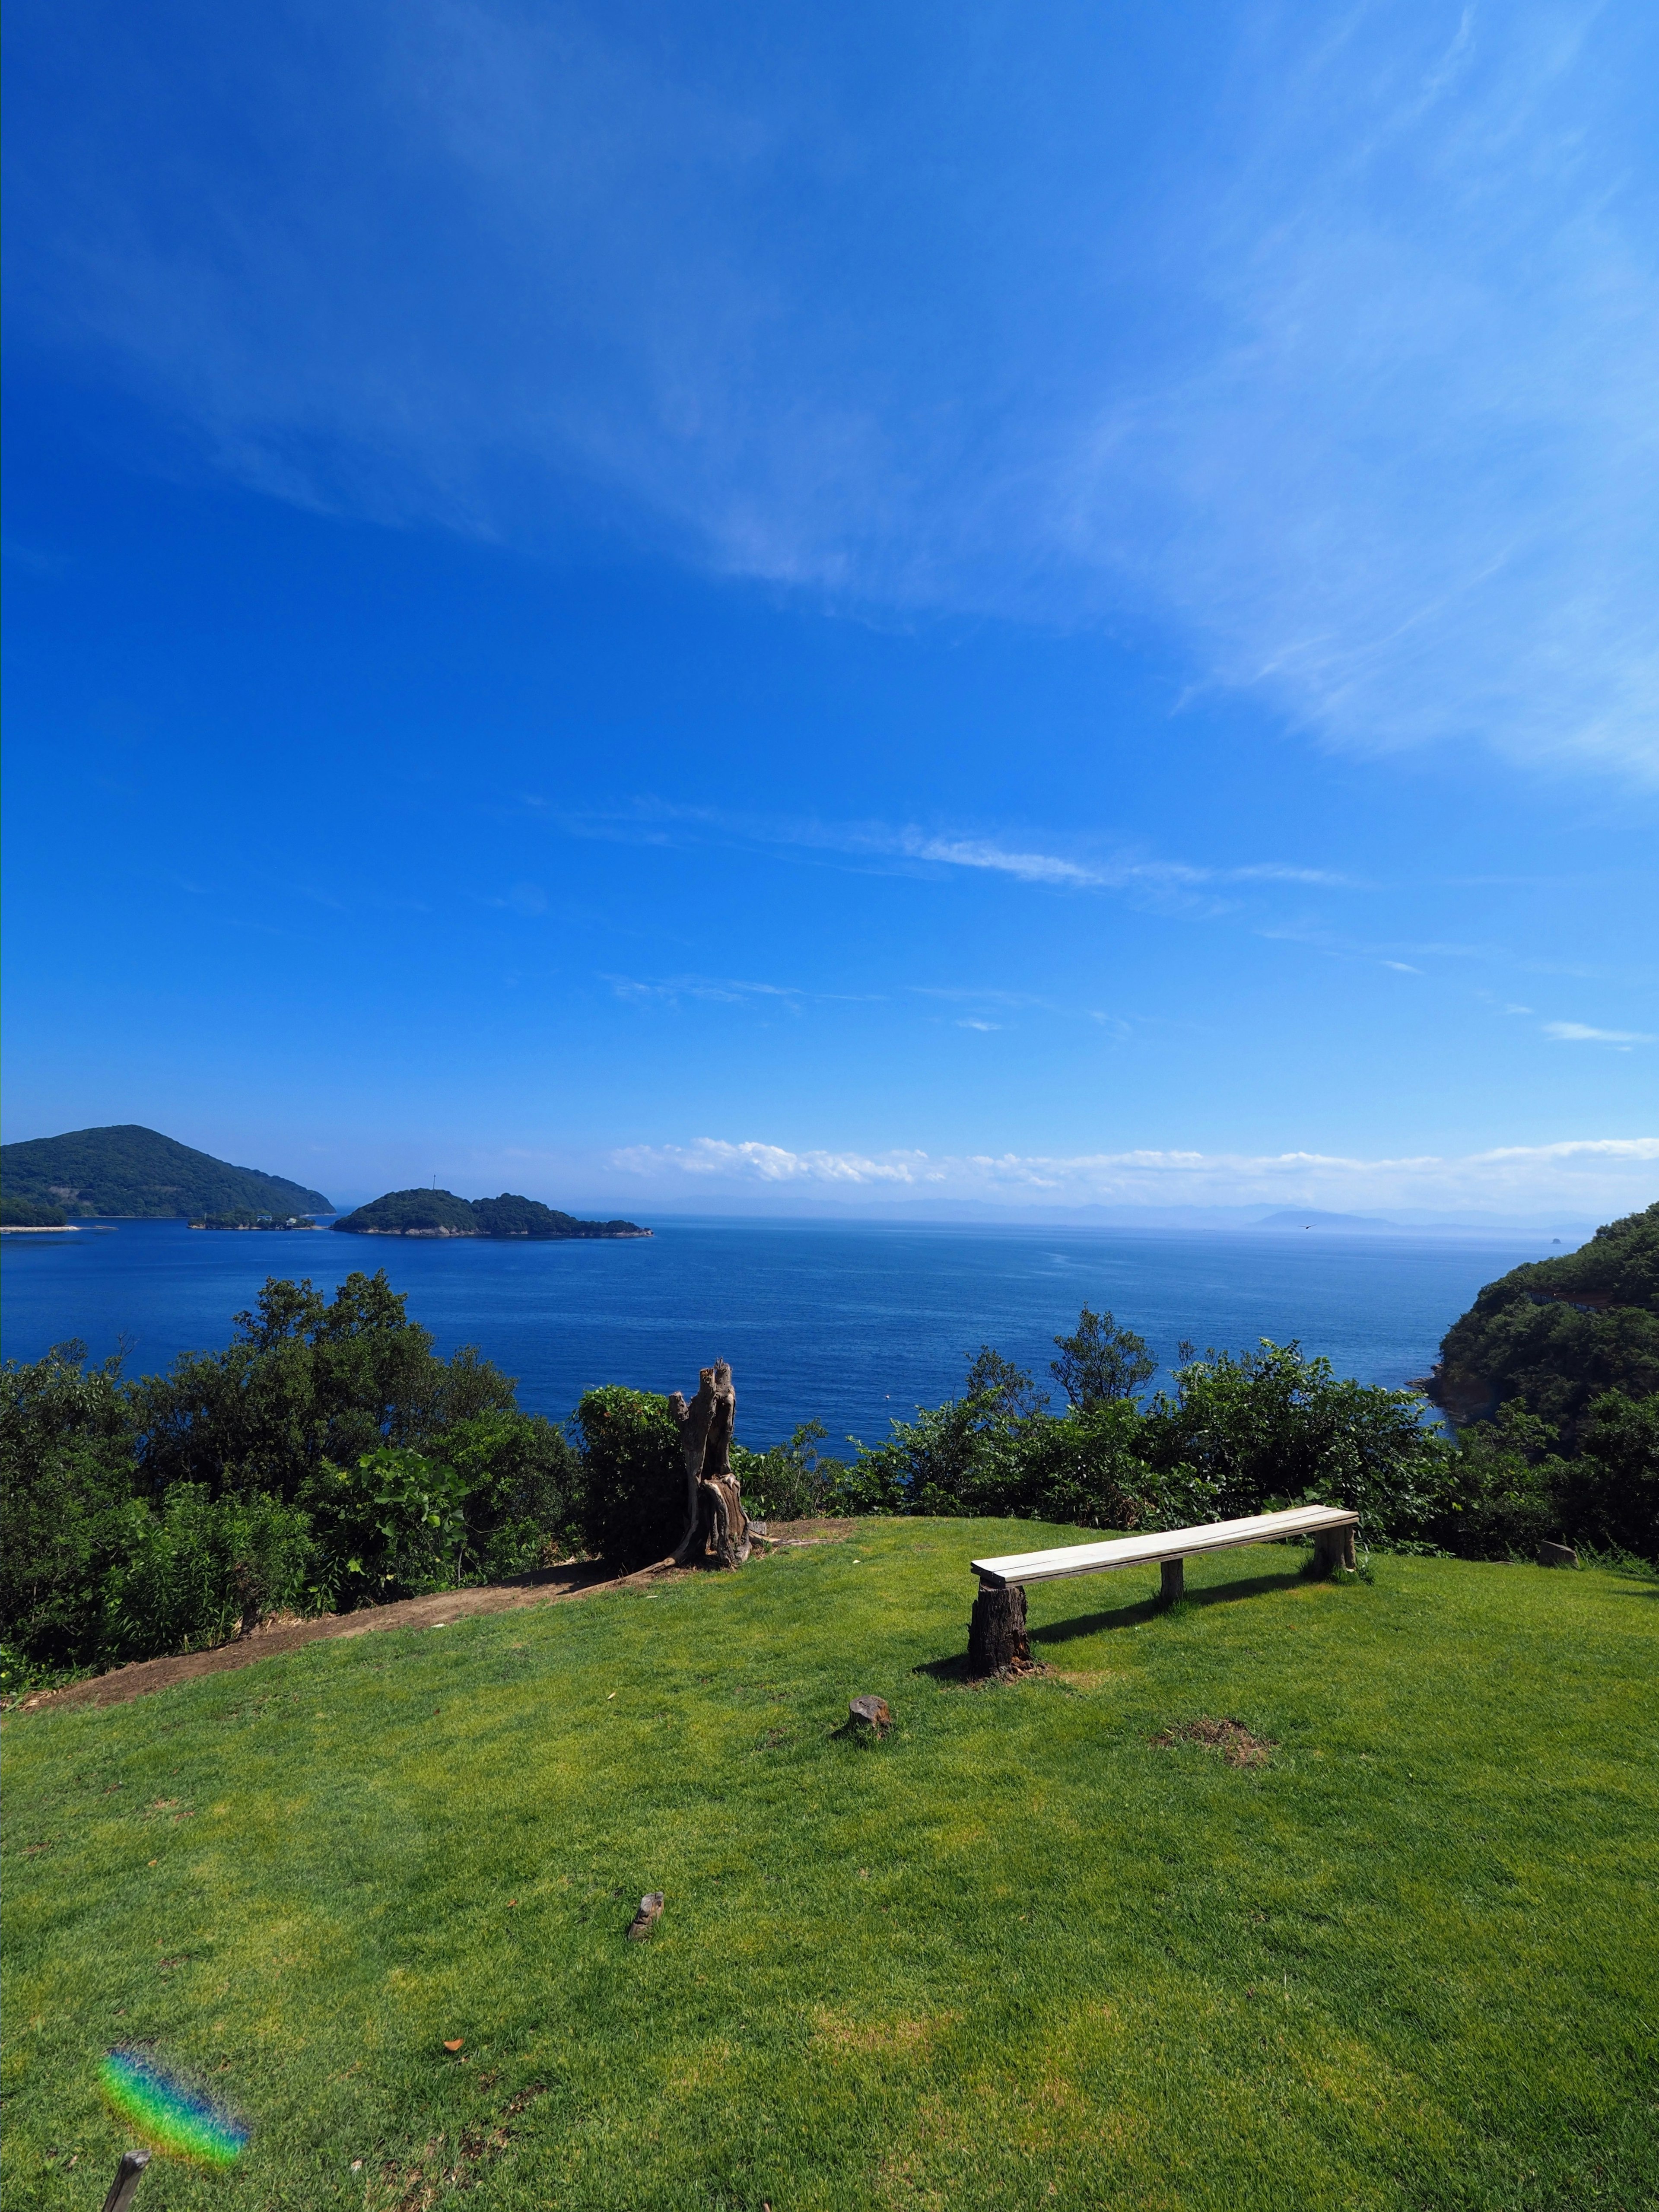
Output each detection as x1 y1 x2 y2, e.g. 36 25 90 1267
14 1521 855 1714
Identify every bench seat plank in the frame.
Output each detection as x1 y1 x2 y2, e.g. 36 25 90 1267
972 1504 1358 1589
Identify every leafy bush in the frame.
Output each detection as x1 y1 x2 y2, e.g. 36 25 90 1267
99 1485 315 1661
575 1386 685 1567
0 1345 141 1670
1136 1340 1449 1539
428 1409 583 1577
1560 1390 1659 1557
1423 1405 1568 1560
732 1421 842 1521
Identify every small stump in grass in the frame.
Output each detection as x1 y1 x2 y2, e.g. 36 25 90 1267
627 1892 664 1940
968 1580 1030 1677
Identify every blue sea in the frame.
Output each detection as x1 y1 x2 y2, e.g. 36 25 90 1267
0 1215 1562 1447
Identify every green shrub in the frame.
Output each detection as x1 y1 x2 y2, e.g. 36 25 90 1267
0 1345 140 1670
99 1484 315 1660
299 1447 474 1604
1561 1390 1659 1557
428 1409 583 1577
575 1386 685 1566
1424 1405 1568 1560
733 1421 836 1521
1135 1339 1449 1540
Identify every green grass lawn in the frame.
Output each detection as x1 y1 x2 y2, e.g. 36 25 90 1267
4 1523 1656 2211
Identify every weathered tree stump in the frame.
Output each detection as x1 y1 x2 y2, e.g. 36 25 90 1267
1310 1526 1357 1575
968 1579 1030 1675
668 1360 751 1568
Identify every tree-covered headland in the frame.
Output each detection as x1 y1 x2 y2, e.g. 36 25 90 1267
0 1124 332 1219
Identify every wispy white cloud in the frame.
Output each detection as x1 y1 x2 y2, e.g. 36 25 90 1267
560 799 1351 903
1542 1021 1654 1045
610 1133 1659 1211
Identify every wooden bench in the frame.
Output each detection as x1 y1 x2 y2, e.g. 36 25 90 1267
966 1504 1358 1674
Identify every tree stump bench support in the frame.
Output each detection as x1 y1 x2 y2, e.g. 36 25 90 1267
968 1504 1361 1660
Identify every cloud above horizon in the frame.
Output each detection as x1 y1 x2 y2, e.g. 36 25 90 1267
610 1133 1659 1214
8 0 1657 779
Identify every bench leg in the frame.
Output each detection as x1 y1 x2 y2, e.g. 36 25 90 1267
968 1581 1030 1676
1159 1557 1184 1605
1311 1528 1357 1576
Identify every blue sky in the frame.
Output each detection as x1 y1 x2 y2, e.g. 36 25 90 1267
3 0 1656 1220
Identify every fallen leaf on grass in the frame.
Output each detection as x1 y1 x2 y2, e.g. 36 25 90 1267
443 2039 464 2053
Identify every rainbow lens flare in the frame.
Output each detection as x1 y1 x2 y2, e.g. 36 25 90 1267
99 2051 248 2167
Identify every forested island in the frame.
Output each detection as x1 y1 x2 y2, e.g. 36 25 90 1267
333 1188 651 1238
0 1124 333 1220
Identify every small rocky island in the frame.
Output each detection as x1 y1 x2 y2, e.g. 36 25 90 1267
333 1188 651 1239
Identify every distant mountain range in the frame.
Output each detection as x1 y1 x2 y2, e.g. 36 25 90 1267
334 1188 651 1239
0 1125 333 1220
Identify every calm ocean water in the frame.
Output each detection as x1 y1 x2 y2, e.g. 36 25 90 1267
0 1215 1561 1447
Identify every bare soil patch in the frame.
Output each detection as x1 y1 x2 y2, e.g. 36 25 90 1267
1152 1716 1275 1767
16 1519 855 1714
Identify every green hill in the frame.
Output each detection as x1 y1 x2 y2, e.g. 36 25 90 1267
3 1525 1653 2208
0 1125 332 1220
1428 1199 1659 1432
334 1188 650 1238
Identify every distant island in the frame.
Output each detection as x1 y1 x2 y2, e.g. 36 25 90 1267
1426 1199 1658 1435
0 1124 334 1220
192 1211 324 1232
333 1188 651 1239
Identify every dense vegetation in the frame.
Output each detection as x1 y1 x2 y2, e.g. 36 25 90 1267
1 1196 67 1227
6 1269 1655 1691
1428 1199 1659 1436
333 1188 649 1237
6 1529 1654 2209
0 1124 332 1219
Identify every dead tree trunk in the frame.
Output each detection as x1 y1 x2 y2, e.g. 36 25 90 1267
667 1360 751 1568
967 1579 1030 1675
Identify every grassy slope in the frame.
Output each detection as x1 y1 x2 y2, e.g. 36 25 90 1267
3 1523 1655 2212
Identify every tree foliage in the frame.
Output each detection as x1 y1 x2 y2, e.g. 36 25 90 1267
1049 1304 1157 1410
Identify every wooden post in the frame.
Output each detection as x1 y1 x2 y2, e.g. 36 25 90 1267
102 2151 151 2212
967 1579 1030 1675
1159 1557 1184 1604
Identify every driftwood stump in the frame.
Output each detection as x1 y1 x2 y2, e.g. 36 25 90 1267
968 1580 1030 1675
668 1360 752 1568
